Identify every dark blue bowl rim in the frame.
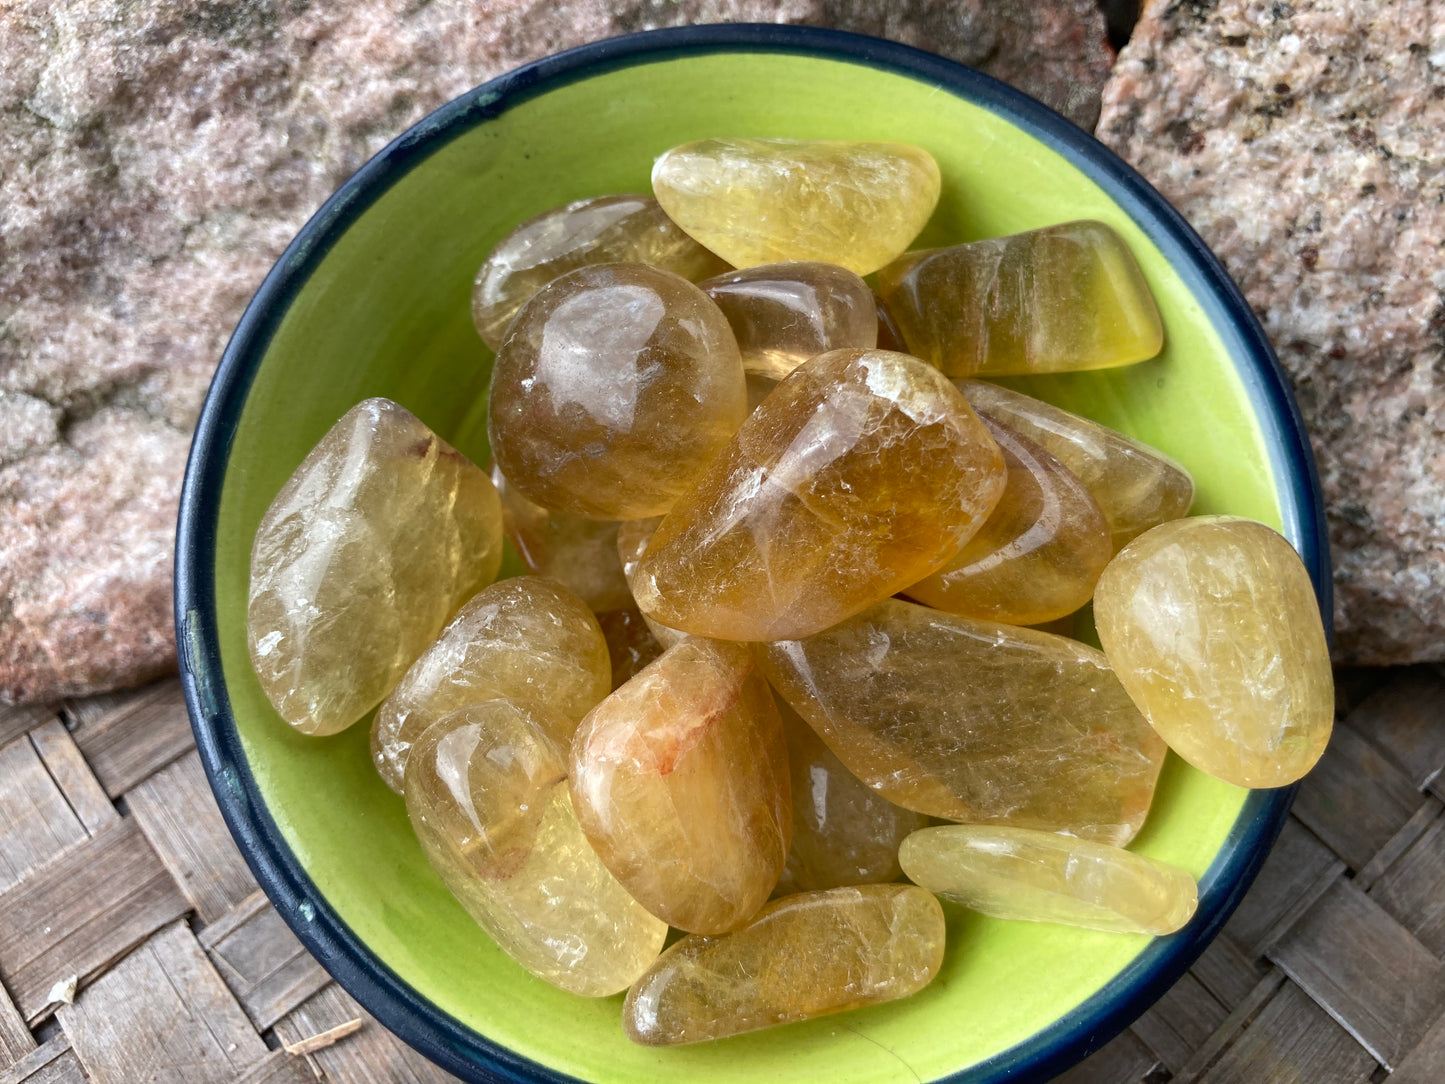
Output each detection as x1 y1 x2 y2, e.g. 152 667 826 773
175 22 1331 1084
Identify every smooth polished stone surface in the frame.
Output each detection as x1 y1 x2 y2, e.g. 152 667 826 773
961 380 1194 551
569 638 791 933
622 884 945 1045
248 398 503 736
652 138 940 275
759 598 1167 844
371 577 610 793
899 825 1198 934
629 349 1007 642
903 414 1111 624
596 606 665 690
700 261 877 380
1095 516 1334 788
877 220 1163 376
471 195 727 349
405 702 666 996
488 262 747 520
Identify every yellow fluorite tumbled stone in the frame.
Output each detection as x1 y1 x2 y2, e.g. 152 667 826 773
1095 516 1334 788
622 884 945 1045
471 195 727 349
371 577 610 793
759 598 1166 845
876 220 1164 376
248 398 503 736
652 138 941 275
405 701 666 996
629 349 1008 642
898 825 1198 935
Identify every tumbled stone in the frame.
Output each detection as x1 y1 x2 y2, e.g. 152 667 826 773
371 577 610 793
652 139 940 275
569 638 791 933
595 607 665 690
699 262 877 380
406 701 666 996
1095 516 1334 788
471 195 728 350
775 700 929 896
899 825 1198 934
759 598 1166 844
903 414 1111 624
490 464 632 613
622 884 945 1045
629 350 1007 642
877 220 1163 376
248 398 502 737
962 380 1194 551
488 263 746 520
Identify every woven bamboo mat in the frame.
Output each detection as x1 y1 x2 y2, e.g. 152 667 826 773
0 667 1440 1083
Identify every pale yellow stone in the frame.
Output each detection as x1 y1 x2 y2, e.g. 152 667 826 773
899 825 1198 934
1095 516 1334 788
248 398 503 736
652 138 941 275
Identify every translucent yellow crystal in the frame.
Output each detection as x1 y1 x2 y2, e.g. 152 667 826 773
652 138 941 275
759 598 1167 844
899 825 1198 934
622 884 945 1045
247 398 503 736
371 577 610 793
471 195 727 349
877 220 1163 376
1094 516 1334 788
405 702 666 995
961 380 1194 550
488 262 747 520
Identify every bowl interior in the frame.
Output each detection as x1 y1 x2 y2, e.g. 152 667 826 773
201 46 1304 1084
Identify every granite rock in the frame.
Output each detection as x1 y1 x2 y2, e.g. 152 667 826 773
1098 0 1445 664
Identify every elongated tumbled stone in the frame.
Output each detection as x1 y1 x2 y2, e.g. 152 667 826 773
962 380 1194 551
569 638 791 933
652 138 941 275
759 598 1166 845
471 195 727 349
488 262 746 520
1095 516 1334 788
629 349 1008 642
248 398 503 736
406 702 666 996
903 414 1112 624
623 884 945 1045
899 825 1198 935
371 577 610 793
699 262 877 380
877 220 1163 376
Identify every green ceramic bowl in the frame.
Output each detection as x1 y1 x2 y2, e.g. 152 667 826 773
176 24 1329 1084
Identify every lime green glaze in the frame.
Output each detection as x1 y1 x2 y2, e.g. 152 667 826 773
213 51 1277 1082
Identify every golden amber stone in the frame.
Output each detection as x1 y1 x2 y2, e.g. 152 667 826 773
899 825 1198 935
248 398 502 737
961 380 1195 551
371 577 610 793
569 638 791 933
759 598 1166 845
877 220 1164 377
595 607 665 689
699 261 877 380
629 349 1008 642
488 263 747 520
774 700 929 895
405 701 666 996
651 138 941 275
1095 516 1334 788
471 195 727 349
903 414 1112 624
622 884 945 1045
